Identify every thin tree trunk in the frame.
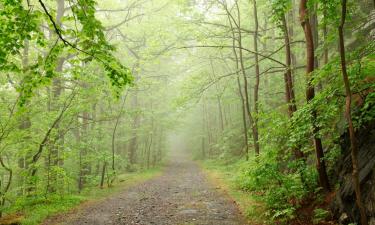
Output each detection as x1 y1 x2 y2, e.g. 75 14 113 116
201 103 206 159
204 98 212 157
338 1 368 224
157 127 163 162
0 157 12 218
252 0 260 156
78 111 90 192
323 8 329 65
19 39 31 195
47 0 65 193
100 162 106 189
232 2 258 156
282 15 298 117
128 92 139 166
226 5 249 160
147 134 153 169
288 0 298 73
111 92 128 173
299 0 330 192
209 58 225 132
281 15 304 159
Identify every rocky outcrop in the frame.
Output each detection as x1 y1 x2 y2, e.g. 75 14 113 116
332 120 375 224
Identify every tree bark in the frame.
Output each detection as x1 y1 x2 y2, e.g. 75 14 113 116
299 0 330 192
338 0 368 224
100 162 106 189
281 15 304 159
0 157 12 217
252 0 260 156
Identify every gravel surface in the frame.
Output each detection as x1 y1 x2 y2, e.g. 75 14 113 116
44 154 247 225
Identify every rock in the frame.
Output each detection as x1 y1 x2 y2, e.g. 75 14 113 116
339 213 349 225
331 119 375 224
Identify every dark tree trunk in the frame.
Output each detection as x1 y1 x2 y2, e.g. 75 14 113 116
281 15 304 159
100 162 106 189
338 1 368 224
300 0 330 192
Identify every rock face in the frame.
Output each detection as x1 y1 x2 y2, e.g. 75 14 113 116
332 120 375 224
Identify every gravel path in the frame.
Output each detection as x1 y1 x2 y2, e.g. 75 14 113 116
45 154 247 225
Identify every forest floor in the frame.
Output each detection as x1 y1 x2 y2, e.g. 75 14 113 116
41 153 247 225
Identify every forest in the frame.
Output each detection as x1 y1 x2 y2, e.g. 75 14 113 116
0 0 374 224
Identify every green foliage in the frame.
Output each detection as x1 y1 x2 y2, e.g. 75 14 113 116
235 150 313 221
12 195 84 225
313 208 330 224
0 0 40 71
269 0 291 28
71 0 133 92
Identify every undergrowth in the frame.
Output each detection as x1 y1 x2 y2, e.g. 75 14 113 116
1 167 162 225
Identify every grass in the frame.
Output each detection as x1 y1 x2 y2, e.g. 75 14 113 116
200 159 268 225
1 167 163 225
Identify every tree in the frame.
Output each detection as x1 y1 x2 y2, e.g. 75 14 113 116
299 0 330 192
338 0 368 224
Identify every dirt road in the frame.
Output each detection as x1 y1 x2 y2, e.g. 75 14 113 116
45 154 247 225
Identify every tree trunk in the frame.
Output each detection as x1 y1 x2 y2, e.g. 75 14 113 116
281 15 304 159
100 162 106 189
147 134 153 169
78 111 90 192
47 0 65 194
18 39 31 195
299 0 330 192
0 157 12 218
252 0 260 156
203 97 212 157
111 92 128 173
226 5 249 160
232 2 258 156
323 8 329 65
201 103 206 159
128 92 139 166
338 1 368 224
288 0 297 71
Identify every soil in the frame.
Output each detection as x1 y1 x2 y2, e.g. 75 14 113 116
43 153 247 225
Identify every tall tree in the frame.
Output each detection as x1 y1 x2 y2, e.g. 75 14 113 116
299 0 330 191
338 0 368 224
251 0 261 155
